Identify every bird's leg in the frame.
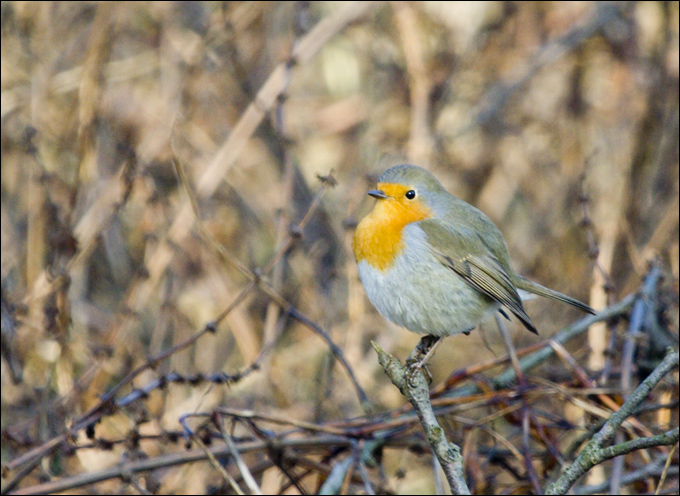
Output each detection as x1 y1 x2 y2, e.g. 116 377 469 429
405 335 443 385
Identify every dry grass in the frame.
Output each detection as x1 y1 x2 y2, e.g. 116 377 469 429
1 2 678 494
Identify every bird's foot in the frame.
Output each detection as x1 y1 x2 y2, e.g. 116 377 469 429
405 335 442 386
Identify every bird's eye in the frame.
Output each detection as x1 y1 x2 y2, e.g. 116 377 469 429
405 190 416 200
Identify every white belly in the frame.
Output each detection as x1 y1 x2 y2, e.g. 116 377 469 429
357 224 497 336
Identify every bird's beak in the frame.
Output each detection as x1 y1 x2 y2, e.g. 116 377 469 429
368 189 390 200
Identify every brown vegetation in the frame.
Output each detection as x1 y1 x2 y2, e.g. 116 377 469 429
1 2 678 494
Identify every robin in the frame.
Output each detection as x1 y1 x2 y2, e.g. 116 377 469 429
352 164 595 357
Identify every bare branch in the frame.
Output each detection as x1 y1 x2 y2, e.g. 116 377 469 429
545 350 679 495
372 340 471 495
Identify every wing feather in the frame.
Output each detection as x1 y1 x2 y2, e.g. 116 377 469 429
421 220 538 334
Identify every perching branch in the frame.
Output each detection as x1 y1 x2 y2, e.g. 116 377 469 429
372 340 471 495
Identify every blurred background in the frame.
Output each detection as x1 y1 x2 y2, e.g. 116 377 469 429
1 2 678 494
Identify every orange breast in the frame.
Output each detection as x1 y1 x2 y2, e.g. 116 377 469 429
352 184 433 271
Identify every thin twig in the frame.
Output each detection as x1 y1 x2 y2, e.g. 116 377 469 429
495 314 541 493
655 443 677 496
192 435 246 495
215 416 263 495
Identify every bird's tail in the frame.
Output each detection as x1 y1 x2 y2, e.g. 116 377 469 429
515 276 596 315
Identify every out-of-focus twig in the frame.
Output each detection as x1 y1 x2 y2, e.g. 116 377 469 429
3 162 351 492
655 443 677 496
460 3 630 134
549 341 653 437
6 435 357 496
449 294 636 396
495 314 541 493
393 1 433 164
174 148 370 408
215 416 262 496
578 163 617 382
621 264 662 398
196 1 377 195
613 263 662 491
191 433 246 495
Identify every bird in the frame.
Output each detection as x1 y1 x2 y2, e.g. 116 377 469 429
352 164 595 350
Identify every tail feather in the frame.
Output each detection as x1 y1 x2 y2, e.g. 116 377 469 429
515 277 596 315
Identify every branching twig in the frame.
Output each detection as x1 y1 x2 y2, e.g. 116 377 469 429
545 350 679 495
574 455 677 495
372 340 471 495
